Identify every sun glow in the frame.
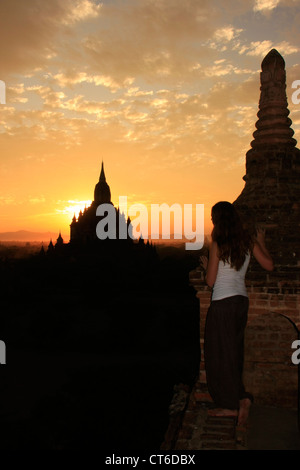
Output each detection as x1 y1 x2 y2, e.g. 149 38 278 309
56 200 93 220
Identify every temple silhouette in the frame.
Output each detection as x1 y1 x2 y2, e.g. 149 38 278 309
70 161 131 246
45 161 155 258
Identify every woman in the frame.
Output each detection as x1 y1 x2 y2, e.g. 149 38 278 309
201 201 273 425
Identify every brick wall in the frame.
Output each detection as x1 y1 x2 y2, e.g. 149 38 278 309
244 310 298 408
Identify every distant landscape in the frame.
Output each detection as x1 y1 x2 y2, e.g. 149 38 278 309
0 230 210 246
0 230 68 242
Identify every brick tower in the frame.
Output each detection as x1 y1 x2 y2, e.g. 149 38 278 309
190 49 300 409
234 49 300 272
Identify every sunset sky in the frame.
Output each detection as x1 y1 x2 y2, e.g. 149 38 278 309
1 0 300 241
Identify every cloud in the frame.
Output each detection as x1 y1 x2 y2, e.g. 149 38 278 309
52 72 133 93
252 0 300 20
213 26 243 42
239 40 273 56
2 66 261 170
205 25 244 53
125 87 154 98
239 40 299 56
62 0 102 24
274 41 300 55
253 0 280 12
0 196 16 206
29 196 46 204
80 0 220 84
27 85 67 109
203 61 253 78
0 0 101 76
6 83 29 104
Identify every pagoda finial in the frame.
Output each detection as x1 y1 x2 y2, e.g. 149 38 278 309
94 160 111 204
100 160 106 182
251 49 296 148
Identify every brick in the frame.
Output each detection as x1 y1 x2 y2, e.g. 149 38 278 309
201 440 236 449
177 424 194 440
254 300 270 307
203 426 236 439
206 416 237 426
284 301 298 308
250 307 272 315
194 392 213 402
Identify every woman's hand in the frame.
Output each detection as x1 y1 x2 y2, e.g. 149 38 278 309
255 228 266 246
204 241 219 287
253 227 274 271
200 255 208 271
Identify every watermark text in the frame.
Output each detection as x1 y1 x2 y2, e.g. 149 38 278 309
0 340 6 364
292 80 300 105
96 196 204 250
291 339 300 365
0 80 6 104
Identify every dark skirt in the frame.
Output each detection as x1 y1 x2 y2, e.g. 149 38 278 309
204 295 253 410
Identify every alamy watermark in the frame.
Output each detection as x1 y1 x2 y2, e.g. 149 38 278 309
291 339 300 365
96 196 204 250
0 340 6 364
292 80 300 105
0 80 5 104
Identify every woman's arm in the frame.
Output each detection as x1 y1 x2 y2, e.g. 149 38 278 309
205 241 220 287
252 229 274 271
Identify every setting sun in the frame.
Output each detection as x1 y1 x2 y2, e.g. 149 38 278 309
56 200 93 220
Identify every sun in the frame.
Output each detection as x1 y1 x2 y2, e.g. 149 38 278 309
56 200 93 220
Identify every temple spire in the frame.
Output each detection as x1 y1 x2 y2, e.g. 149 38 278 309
94 160 111 204
251 48 296 148
99 160 106 182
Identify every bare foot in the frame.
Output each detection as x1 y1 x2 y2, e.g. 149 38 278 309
207 408 238 418
238 398 251 426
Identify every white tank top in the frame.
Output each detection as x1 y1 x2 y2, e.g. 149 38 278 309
212 252 250 301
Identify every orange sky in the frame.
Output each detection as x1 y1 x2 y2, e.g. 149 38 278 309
1 0 300 242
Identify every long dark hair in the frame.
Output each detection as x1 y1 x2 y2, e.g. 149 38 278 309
211 201 253 271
